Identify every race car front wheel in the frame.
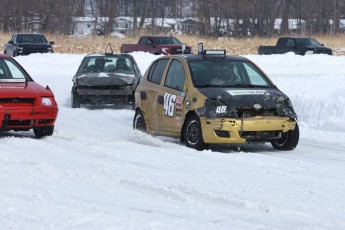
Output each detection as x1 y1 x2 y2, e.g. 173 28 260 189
271 123 299 151
183 115 206 151
133 109 146 133
33 126 54 138
71 92 81 108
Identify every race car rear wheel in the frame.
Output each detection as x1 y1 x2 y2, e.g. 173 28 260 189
271 123 299 151
33 126 54 138
133 109 146 133
183 115 206 150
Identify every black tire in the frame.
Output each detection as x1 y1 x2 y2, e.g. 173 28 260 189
133 109 146 132
271 123 299 151
71 92 81 108
33 126 54 138
183 115 206 150
130 91 135 110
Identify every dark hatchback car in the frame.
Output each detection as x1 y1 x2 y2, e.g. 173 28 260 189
71 53 142 108
133 47 299 151
4 33 54 57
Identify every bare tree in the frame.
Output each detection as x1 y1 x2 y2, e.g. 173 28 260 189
137 0 151 35
2 0 345 36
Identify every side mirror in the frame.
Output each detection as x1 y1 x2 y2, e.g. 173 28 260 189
49 41 55 45
8 40 13 44
321 44 324 46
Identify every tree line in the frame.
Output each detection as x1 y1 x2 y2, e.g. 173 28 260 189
1 0 345 37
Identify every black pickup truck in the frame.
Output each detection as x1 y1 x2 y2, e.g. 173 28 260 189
258 37 332 55
4 33 54 57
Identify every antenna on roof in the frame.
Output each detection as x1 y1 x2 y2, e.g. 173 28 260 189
198 43 203 55
105 43 113 55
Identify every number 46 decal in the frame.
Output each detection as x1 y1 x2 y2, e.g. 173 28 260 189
164 93 176 117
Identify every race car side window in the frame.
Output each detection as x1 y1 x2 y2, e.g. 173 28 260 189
164 60 186 91
148 59 169 84
0 61 6 78
242 62 271 86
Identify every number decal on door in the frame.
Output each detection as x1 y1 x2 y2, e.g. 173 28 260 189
164 93 176 117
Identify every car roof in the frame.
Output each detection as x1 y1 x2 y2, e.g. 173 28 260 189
84 53 134 58
0 54 10 58
142 35 174 38
14 33 45 36
281 37 313 39
168 53 250 62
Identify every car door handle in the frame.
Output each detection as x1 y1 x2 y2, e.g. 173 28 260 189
158 95 164 105
140 91 147 100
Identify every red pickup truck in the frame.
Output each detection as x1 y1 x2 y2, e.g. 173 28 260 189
120 36 192 55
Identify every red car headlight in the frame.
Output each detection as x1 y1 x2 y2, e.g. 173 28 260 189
41 97 53 106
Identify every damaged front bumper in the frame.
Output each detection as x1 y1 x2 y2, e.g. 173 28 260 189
76 87 133 96
200 116 297 144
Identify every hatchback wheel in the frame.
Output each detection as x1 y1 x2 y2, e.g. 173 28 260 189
71 92 81 108
34 126 54 138
133 110 146 132
183 115 206 150
271 123 299 150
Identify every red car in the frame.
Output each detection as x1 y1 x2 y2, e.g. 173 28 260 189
120 36 193 55
0 54 58 137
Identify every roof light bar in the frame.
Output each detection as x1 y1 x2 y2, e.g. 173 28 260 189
204 50 226 55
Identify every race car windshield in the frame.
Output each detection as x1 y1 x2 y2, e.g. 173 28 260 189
78 56 135 75
0 58 30 82
190 60 273 88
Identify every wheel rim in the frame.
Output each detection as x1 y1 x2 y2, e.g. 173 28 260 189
274 132 288 147
134 113 145 131
186 120 200 145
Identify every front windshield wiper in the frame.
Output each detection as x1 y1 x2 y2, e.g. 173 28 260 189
196 84 224 88
196 83 272 88
223 83 271 88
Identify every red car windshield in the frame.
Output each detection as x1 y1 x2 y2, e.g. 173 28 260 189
0 58 30 82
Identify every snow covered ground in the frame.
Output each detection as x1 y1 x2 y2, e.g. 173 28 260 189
1 51 345 229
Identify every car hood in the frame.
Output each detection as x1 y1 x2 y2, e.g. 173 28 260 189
197 87 297 119
300 45 332 52
18 43 52 48
75 72 137 86
0 82 54 98
300 45 329 49
163 44 192 48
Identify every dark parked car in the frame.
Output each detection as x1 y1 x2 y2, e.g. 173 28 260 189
0 54 58 137
258 37 332 55
71 53 142 108
133 45 299 151
4 33 54 57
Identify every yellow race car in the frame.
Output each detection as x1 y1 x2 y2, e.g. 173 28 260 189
133 45 299 151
